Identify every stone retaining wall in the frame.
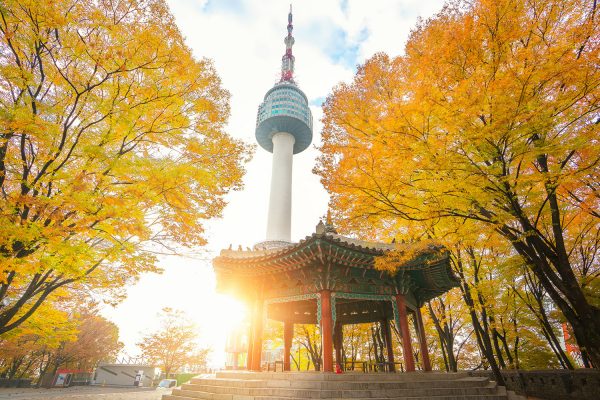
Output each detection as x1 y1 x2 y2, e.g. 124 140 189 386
0 378 32 388
468 369 600 400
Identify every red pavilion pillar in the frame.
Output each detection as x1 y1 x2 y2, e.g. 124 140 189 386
382 318 395 372
415 306 432 371
246 305 254 370
251 298 264 371
283 320 293 371
320 290 334 372
395 294 415 372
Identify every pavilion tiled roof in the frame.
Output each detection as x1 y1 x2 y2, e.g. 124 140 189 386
213 229 459 306
214 231 449 273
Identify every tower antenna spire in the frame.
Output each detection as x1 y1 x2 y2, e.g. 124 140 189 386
281 3 295 83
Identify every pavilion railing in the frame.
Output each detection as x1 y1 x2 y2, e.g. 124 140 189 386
342 361 408 373
265 360 420 373
341 361 366 372
264 361 284 372
368 361 404 373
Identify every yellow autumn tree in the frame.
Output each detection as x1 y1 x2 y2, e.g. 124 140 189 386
0 0 252 334
317 0 600 366
0 290 77 381
0 297 122 382
137 308 207 377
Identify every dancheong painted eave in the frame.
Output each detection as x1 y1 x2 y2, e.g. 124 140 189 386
215 232 444 271
212 231 460 304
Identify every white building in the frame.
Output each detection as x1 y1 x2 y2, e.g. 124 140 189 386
92 363 159 387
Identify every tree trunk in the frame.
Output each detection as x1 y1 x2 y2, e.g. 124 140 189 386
490 325 507 369
290 353 299 371
454 248 506 385
515 244 600 367
539 308 574 369
428 300 458 372
494 173 600 367
299 326 321 371
515 270 575 369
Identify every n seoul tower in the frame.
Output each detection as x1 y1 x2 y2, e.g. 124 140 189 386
255 5 312 247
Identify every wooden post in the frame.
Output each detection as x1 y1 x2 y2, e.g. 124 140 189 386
334 321 343 370
415 306 432 371
320 290 334 372
382 318 395 372
283 321 293 371
395 294 415 372
251 299 264 371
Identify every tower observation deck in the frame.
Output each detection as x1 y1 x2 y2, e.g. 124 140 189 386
256 5 313 246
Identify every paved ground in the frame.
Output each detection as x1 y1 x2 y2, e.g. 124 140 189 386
0 381 541 400
0 386 169 400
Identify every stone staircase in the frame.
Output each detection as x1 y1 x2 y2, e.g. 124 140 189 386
162 371 525 400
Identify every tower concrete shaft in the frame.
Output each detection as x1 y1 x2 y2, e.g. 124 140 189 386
266 132 295 242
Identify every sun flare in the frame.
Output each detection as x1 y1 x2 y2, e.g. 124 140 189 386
193 294 248 367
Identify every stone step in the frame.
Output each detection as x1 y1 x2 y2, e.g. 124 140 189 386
190 379 265 388
190 377 490 391
166 394 511 400
181 382 500 398
214 372 470 382
255 397 511 400
164 373 513 400
172 383 504 400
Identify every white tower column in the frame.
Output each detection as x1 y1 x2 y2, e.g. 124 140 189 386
266 132 295 242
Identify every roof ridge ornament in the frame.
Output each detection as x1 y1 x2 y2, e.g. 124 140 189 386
315 212 338 235
316 220 326 234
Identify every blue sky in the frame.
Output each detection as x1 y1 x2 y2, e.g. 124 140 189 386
103 0 447 364
302 22 366 68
